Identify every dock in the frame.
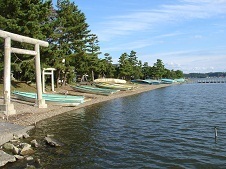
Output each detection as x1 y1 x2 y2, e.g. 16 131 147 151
190 78 226 83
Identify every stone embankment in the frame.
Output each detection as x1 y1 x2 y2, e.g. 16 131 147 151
0 131 63 167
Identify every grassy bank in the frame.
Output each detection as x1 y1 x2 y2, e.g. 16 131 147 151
0 81 37 96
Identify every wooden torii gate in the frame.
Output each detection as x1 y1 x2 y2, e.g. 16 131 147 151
0 30 49 115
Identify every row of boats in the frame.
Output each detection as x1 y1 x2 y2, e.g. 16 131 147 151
12 78 185 107
131 78 186 84
12 80 137 107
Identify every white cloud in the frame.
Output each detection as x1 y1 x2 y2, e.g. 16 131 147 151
96 0 226 41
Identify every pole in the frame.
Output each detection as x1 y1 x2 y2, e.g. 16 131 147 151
35 44 47 108
3 37 11 104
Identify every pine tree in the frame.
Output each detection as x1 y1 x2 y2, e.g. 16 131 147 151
0 0 52 81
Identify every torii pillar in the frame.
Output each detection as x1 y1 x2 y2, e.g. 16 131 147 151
2 37 16 115
42 68 56 93
0 30 49 116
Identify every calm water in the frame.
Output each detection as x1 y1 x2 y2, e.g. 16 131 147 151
6 83 226 168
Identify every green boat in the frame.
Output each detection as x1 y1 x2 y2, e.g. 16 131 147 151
72 85 119 96
13 91 84 106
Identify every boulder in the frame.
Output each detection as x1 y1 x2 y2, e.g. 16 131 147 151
20 143 31 149
26 156 34 161
20 147 34 156
23 133 30 139
12 146 20 155
30 139 39 148
3 143 14 151
13 133 23 139
0 150 16 167
44 137 63 147
14 155 24 160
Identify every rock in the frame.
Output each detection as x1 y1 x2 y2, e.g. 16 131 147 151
0 150 16 167
23 133 30 139
12 146 20 155
25 164 36 169
13 133 23 139
10 139 20 144
20 143 34 156
3 143 14 151
30 139 39 148
44 137 63 147
14 155 24 160
35 158 41 165
20 143 31 149
20 147 34 156
26 156 34 161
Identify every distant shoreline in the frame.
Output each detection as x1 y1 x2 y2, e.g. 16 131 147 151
0 84 171 126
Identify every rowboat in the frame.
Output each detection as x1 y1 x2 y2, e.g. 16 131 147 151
72 85 119 96
94 78 126 84
174 78 186 83
13 91 84 106
131 79 151 84
131 79 161 85
161 78 175 84
95 83 133 91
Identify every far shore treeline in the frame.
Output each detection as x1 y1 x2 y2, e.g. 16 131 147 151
0 0 184 87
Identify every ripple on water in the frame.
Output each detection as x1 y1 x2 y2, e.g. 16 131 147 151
23 83 226 168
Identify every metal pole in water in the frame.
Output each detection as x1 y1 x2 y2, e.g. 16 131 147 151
214 127 217 143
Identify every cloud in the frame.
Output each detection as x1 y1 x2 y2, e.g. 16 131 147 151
96 0 226 41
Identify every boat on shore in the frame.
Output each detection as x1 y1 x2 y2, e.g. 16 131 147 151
131 79 151 84
95 83 133 91
174 78 186 83
131 79 161 85
13 91 84 106
94 78 126 84
161 78 175 84
72 85 119 96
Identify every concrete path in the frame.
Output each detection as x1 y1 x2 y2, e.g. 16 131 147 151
0 122 34 145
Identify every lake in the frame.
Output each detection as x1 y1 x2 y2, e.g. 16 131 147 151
5 83 226 168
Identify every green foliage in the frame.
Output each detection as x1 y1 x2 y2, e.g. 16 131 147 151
0 0 52 82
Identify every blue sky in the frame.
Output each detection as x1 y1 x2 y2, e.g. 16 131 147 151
53 0 226 73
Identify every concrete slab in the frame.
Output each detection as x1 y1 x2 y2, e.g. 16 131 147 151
0 122 34 145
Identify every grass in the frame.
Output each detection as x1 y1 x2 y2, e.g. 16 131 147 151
0 80 37 96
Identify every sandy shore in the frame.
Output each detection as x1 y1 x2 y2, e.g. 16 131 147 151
0 84 171 126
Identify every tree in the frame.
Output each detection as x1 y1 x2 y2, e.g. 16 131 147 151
153 59 166 79
85 34 101 81
0 0 52 81
52 0 94 86
175 70 184 78
142 62 150 79
118 53 132 80
102 53 115 78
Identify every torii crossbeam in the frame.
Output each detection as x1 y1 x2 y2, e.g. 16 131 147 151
0 30 49 116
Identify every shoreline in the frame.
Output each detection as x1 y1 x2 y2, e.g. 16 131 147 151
0 84 171 126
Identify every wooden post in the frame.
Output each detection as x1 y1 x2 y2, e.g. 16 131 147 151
34 44 47 108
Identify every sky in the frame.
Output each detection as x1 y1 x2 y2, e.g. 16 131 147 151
53 0 226 73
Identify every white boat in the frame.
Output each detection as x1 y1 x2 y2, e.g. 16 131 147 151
94 78 126 84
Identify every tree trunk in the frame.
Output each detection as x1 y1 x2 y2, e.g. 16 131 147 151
62 72 67 86
56 70 61 88
92 70 94 82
